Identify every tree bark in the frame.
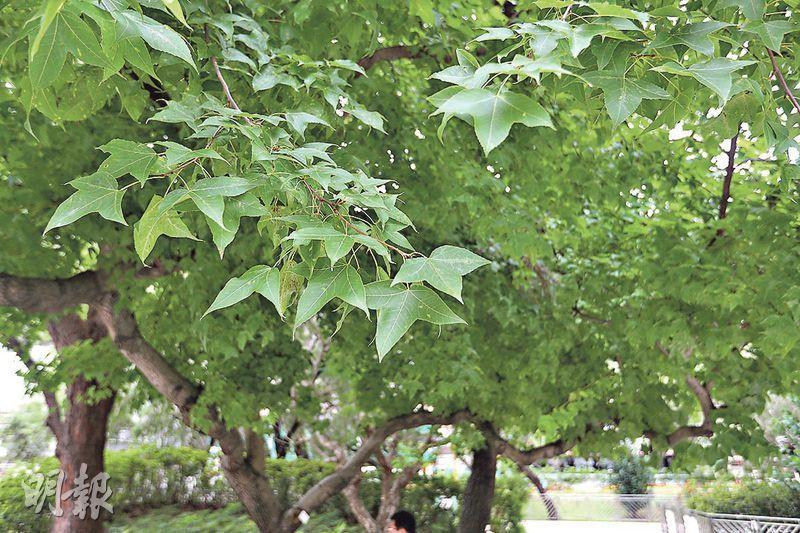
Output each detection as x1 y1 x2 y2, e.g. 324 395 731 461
458 443 497 533
517 463 560 520
51 376 115 533
44 314 116 533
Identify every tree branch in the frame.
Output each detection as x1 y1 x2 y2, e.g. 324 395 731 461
718 127 740 221
357 45 425 73
0 272 104 314
342 475 377 533
515 462 560 520
489 430 574 466
663 376 715 446
281 409 471 530
767 48 800 115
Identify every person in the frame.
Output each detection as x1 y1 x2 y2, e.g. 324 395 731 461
388 510 415 533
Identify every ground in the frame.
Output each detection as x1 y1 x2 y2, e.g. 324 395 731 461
523 521 662 532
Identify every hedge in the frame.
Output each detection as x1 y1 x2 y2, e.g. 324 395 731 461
686 479 800 518
0 446 527 532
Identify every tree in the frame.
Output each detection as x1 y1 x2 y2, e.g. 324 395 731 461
0 400 53 462
2 0 800 531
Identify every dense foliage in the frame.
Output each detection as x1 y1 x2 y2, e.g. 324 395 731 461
2 0 800 529
686 478 800 518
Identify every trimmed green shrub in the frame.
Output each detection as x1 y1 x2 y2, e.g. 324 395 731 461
686 479 800 518
610 454 653 495
0 447 528 532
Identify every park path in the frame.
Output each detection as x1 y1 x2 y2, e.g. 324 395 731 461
523 520 662 532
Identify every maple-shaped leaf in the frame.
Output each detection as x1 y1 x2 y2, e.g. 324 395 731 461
583 71 668 126
204 265 281 317
392 246 490 301
98 139 160 184
294 264 368 328
435 88 553 154
133 194 198 263
652 59 755 102
207 193 268 257
366 282 466 360
649 21 729 57
45 171 126 233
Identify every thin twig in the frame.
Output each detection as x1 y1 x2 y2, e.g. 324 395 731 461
767 48 800 115
302 181 412 259
719 127 740 220
204 24 254 125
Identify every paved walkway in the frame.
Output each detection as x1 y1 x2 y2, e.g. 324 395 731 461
523 520 662 532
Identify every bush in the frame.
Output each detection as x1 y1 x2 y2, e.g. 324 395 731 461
0 447 528 532
610 454 653 495
686 479 800 518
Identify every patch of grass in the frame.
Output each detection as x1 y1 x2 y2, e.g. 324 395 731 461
109 504 257 533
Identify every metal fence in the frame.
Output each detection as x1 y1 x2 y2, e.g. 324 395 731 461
526 493 676 521
686 511 800 533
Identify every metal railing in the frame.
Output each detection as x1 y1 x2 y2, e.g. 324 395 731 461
525 493 676 521
687 511 800 533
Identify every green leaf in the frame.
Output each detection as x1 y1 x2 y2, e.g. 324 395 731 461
329 59 366 76
569 23 626 58
475 27 516 42
284 112 330 138
741 21 798 51
207 193 267 257
365 282 466 359
392 245 489 301
98 139 160 184
253 66 300 91
133 194 198 263
161 0 189 28
59 11 110 69
410 0 436 25
435 88 553 154
112 10 195 69
29 13 66 88
717 0 764 20
149 97 202 126
294 264 368 327
301 165 354 191
187 177 258 229
349 107 386 133
30 0 67 58
324 234 355 265
653 59 756 101
649 21 729 57
204 265 280 317
44 171 126 233
586 2 649 24
430 65 478 87
285 225 356 265
583 72 669 126
156 141 225 167
518 21 570 57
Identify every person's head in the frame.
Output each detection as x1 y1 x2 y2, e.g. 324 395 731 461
388 510 415 533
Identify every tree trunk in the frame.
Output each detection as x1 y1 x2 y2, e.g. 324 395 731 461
219 455 282 532
41 314 116 533
51 377 115 533
458 443 497 533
